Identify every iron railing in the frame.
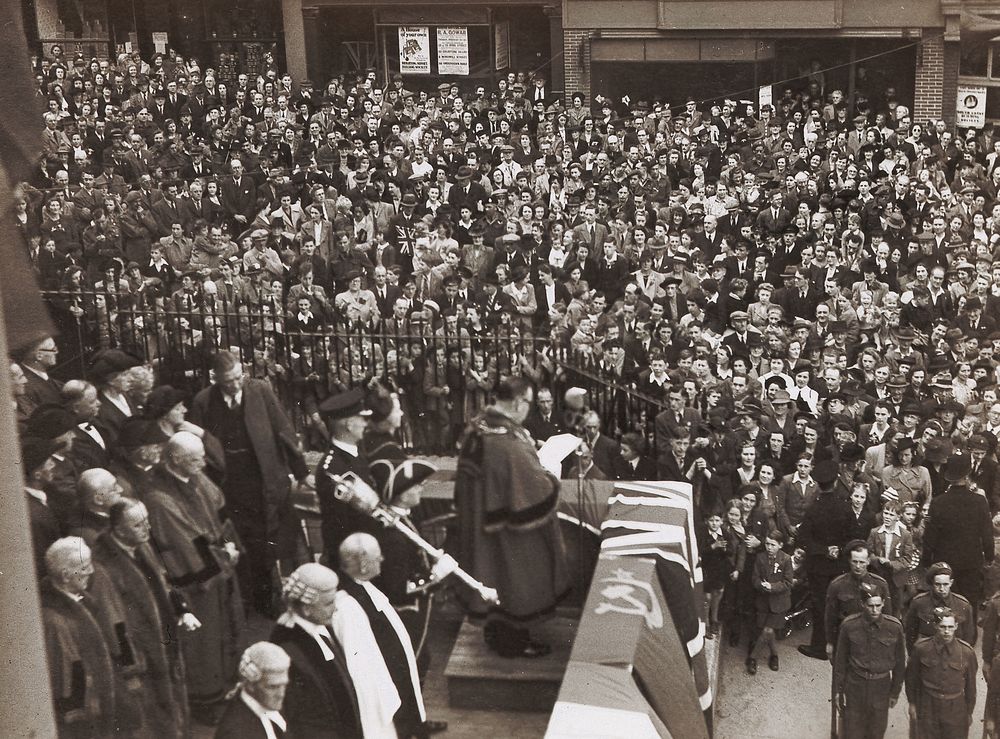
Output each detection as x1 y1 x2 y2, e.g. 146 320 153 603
41 289 669 454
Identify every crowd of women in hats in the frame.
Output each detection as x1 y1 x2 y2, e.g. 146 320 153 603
17 37 1000 738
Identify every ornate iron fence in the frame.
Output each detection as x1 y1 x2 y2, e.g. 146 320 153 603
41 289 668 454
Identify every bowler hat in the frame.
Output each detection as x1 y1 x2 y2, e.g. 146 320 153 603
144 385 188 420
26 405 77 439
89 349 140 381
21 437 59 475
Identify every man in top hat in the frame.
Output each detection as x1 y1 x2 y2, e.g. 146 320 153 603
904 561 976 651
23 436 63 573
315 388 380 567
190 350 308 617
923 450 995 607
797 458 856 660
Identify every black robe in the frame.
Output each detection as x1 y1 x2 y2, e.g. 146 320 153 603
270 621 362 738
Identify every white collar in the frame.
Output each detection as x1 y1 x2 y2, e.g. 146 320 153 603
23 364 49 381
284 612 335 660
240 690 287 735
167 466 191 484
877 521 903 536
102 389 132 416
332 439 359 457
26 486 48 505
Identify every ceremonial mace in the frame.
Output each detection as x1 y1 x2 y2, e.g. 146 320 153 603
324 470 500 605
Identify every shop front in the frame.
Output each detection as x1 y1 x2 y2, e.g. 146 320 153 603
956 7 1000 126
283 0 559 94
564 0 944 120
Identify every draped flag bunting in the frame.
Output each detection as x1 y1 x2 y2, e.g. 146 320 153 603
547 481 711 739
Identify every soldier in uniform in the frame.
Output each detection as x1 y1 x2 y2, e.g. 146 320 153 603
833 585 906 739
904 562 977 652
825 540 893 658
314 387 380 567
981 588 1000 689
905 607 978 739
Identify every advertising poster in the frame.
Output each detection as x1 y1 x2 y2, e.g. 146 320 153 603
398 26 430 74
957 85 987 129
437 27 469 75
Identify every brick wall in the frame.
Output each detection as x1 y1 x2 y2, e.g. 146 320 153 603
913 34 944 124
563 29 592 103
941 40 960 126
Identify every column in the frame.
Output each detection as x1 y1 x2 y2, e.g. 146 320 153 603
282 0 308 83
543 5 564 96
301 6 323 84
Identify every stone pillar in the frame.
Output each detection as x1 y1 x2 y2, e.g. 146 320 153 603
913 33 944 124
34 0 59 38
282 0 308 84
301 6 323 84
563 29 592 104
543 5 564 96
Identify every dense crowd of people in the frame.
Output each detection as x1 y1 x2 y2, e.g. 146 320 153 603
16 39 1000 738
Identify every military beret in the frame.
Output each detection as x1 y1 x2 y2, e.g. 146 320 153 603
970 434 992 452
925 562 953 584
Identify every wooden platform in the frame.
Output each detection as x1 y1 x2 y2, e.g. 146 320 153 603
445 617 578 713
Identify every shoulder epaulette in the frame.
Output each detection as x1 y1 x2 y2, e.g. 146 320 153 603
883 614 903 626
475 419 509 435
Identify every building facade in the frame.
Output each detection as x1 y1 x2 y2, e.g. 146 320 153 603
19 0 1000 127
562 0 947 122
